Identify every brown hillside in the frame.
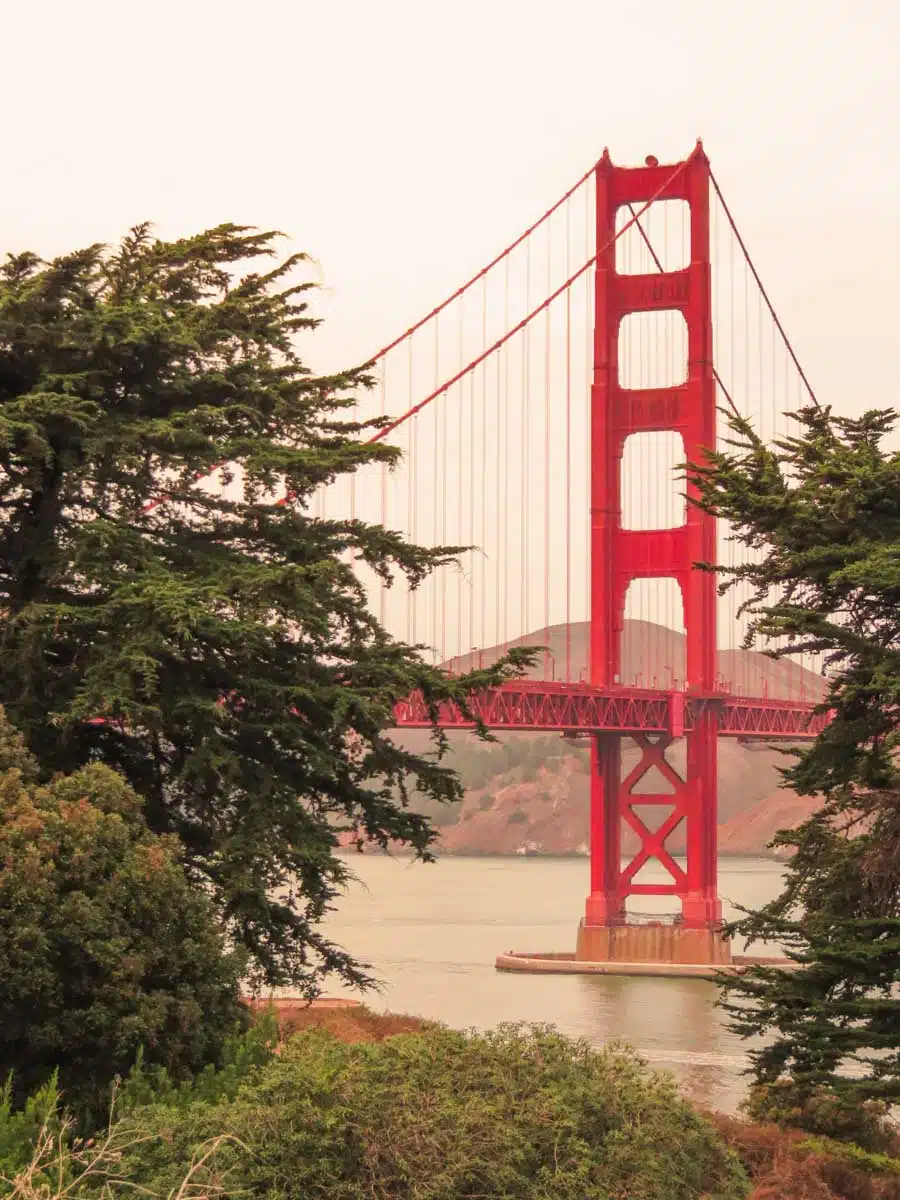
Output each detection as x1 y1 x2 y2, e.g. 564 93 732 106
718 788 821 856
434 744 811 858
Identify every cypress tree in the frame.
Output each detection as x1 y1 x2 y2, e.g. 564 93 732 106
690 405 900 1142
0 225 530 993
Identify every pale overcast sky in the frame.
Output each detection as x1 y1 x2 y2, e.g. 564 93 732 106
2 0 898 413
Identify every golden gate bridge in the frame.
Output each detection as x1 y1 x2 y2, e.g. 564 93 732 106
303 141 826 970
134 141 823 970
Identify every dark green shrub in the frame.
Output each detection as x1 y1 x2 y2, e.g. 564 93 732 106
114 1010 280 1118
0 713 247 1121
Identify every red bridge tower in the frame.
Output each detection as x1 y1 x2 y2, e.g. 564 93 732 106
577 143 730 966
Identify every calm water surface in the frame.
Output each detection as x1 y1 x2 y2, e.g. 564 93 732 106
318 853 786 1113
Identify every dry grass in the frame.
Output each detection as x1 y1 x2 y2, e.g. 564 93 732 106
247 998 434 1044
1 1110 244 1200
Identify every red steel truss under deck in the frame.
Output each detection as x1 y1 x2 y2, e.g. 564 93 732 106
392 681 827 741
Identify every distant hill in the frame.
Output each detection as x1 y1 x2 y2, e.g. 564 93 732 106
371 619 826 859
442 619 827 702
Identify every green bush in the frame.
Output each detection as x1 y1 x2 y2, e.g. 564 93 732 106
796 1135 900 1176
0 711 248 1122
744 1079 897 1153
0 1018 279 1198
120 1024 748 1199
0 1075 65 1187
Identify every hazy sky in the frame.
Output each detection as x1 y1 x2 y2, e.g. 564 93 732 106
3 0 899 413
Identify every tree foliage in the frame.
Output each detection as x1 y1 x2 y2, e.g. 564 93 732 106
689 404 900 1139
0 225 531 993
0 710 246 1119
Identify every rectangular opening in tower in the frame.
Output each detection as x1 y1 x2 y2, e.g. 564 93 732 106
620 431 686 530
615 200 690 275
621 578 685 690
617 310 688 390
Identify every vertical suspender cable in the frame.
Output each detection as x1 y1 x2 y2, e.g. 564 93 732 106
523 237 532 650
588 175 595 676
494 349 502 654
500 257 510 651
407 339 417 646
544 218 552 676
565 197 573 682
731 205 744 694
480 273 488 659
459 297 466 664
432 317 441 661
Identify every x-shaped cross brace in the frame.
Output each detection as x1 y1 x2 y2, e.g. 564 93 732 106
620 734 689 889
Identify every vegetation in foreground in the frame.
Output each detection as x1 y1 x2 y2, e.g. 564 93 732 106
6 1007 900 1200
691 404 900 1138
2 1019 748 1200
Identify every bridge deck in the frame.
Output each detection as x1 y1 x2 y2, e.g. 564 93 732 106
393 681 826 740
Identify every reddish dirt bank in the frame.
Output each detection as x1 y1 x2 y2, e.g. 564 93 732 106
429 756 819 859
247 997 431 1041
335 764 822 860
